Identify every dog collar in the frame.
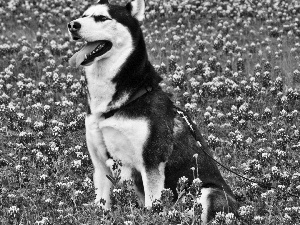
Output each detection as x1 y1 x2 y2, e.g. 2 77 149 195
102 86 153 119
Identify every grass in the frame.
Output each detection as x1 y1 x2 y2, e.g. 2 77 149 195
0 0 300 224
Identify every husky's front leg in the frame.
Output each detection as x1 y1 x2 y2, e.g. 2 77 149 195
93 162 112 207
85 115 112 208
141 162 166 207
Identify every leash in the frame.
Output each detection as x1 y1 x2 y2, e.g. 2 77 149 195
174 106 300 198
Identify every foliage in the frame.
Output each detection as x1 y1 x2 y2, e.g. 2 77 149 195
0 0 300 224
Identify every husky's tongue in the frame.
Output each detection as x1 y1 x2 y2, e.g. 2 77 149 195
69 41 102 68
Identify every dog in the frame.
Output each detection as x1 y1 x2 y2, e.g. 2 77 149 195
68 0 237 223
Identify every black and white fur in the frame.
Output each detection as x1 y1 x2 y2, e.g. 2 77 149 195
68 0 237 223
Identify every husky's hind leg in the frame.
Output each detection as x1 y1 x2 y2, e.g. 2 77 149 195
199 187 237 224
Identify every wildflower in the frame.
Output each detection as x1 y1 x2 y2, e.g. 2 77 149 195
72 159 82 169
15 164 23 172
245 137 252 144
261 152 270 159
217 112 224 119
292 172 300 181
193 178 202 185
167 208 180 219
58 201 65 207
231 105 237 112
160 188 174 205
225 154 231 160
275 149 286 159
271 166 279 174
74 190 84 197
7 193 16 199
124 221 133 225
45 198 52 203
213 211 227 224
35 217 49 225
239 205 254 219
177 176 188 192
261 189 275 199
36 151 44 160
113 188 122 194
52 126 61 137
8 205 19 216
43 104 51 111
253 215 265 223
40 174 48 182
184 102 197 113
83 177 93 189
151 199 163 213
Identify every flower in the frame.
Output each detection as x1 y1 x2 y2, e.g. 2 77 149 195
124 221 133 225
8 205 19 215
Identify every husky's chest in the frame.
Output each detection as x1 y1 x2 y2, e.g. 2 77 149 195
85 64 117 114
98 115 150 169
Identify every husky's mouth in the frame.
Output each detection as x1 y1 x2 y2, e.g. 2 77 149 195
69 40 112 67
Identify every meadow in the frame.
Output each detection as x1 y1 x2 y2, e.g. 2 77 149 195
0 0 300 224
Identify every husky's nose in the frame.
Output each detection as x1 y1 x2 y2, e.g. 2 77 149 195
68 21 81 31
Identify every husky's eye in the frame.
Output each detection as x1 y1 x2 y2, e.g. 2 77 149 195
94 15 110 22
82 15 87 18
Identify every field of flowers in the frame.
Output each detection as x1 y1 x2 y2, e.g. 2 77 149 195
1 0 300 224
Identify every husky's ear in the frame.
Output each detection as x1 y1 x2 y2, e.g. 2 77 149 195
126 0 145 22
98 0 108 4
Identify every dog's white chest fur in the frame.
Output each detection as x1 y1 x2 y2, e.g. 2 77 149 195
85 64 116 113
99 116 149 169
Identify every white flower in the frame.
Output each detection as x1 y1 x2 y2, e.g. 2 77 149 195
45 198 52 203
245 137 252 144
225 212 235 224
262 152 270 158
124 221 133 225
72 160 82 168
113 188 122 194
193 178 202 184
40 174 48 180
15 164 22 171
35 217 49 225
74 190 83 196
8 206 19 215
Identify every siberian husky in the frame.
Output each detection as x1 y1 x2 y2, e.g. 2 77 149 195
68 0 237 223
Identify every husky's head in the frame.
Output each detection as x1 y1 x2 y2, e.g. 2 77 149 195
68 0 145 67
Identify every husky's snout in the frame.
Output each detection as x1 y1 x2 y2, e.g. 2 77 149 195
68 21 82 40
68 21 81 31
